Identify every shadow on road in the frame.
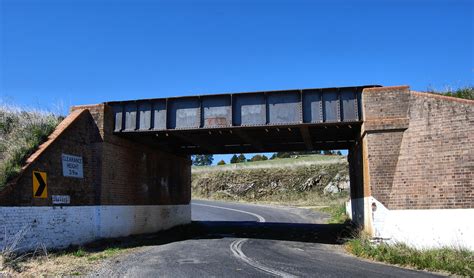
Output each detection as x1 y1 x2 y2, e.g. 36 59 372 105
191 221 352 245
69 221 353 255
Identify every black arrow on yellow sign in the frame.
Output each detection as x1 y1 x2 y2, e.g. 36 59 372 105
33 171 47 198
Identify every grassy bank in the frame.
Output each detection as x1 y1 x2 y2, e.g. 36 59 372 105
0 104 61 190
192 154 349 206
346 236 474 277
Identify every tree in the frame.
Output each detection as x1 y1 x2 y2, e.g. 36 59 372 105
276 152 292 158
336 151 342 156
230 154 239 164
250 154 268 162
217 160 226 165
323 150 333 155
270 153 277 160
192 154 214 166
237 154 246 163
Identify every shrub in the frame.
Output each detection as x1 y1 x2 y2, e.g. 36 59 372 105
217 160 226 165
428 86 474 100
249 155 266 162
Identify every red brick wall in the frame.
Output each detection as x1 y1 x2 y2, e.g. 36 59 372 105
82 104 191 205
362 86 473 209
0 110 102 205
0 105 191 206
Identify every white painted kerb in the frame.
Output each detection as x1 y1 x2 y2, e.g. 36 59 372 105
0 205 191 252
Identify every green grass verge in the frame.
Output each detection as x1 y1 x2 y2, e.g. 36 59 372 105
71 246 124 261
346 236 474 277
317 203 348 224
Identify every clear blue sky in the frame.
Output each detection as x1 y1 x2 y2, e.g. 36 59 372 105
1 0 472 162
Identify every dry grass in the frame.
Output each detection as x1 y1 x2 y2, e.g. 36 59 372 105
0 224 194 277
192 156 349 206
0 103 62 190
192 154 346 173
0 246 130 277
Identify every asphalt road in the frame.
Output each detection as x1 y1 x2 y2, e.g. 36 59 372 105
93 200 442 277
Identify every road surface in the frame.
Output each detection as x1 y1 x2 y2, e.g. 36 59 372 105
93 200 442 277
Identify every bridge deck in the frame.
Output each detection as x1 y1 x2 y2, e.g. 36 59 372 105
107 85 380 154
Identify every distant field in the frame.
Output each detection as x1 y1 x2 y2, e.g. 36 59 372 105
192 154 346 173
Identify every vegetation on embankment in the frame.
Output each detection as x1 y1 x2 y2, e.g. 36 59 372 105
0 104 61 190
429 86 474 100
192 154 350 206
346 236 474 277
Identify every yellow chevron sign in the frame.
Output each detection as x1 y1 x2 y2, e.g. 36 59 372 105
32 171 47 198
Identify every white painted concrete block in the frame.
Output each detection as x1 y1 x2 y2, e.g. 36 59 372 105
347 198 474 250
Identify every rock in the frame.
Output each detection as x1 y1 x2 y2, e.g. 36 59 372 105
324 182 340 194
300 175 322 191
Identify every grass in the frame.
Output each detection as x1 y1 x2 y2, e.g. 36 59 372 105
0 224 194 276
69 246 124 261
192 154 346 172
0 245 129 276
0 104 61 190
192 154 349 205
317 202 348 224
346 234 474 277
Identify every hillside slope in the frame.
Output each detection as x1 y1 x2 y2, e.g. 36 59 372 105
0 105 61 189
192 155 350 205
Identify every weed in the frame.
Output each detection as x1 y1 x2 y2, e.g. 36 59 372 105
346 234 474 277
318 203 348 224
427 86 474 100
72 248 87 258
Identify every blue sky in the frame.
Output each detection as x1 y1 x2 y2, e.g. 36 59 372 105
1 0 472 162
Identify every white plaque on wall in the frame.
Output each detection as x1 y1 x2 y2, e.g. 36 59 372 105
62 154 84 178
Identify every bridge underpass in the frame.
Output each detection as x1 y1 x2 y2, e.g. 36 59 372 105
1 85 472 252
105 85 375 233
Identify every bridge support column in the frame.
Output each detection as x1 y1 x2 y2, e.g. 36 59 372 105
354 86 411 236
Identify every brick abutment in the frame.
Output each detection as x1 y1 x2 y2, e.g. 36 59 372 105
0 85 472 251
